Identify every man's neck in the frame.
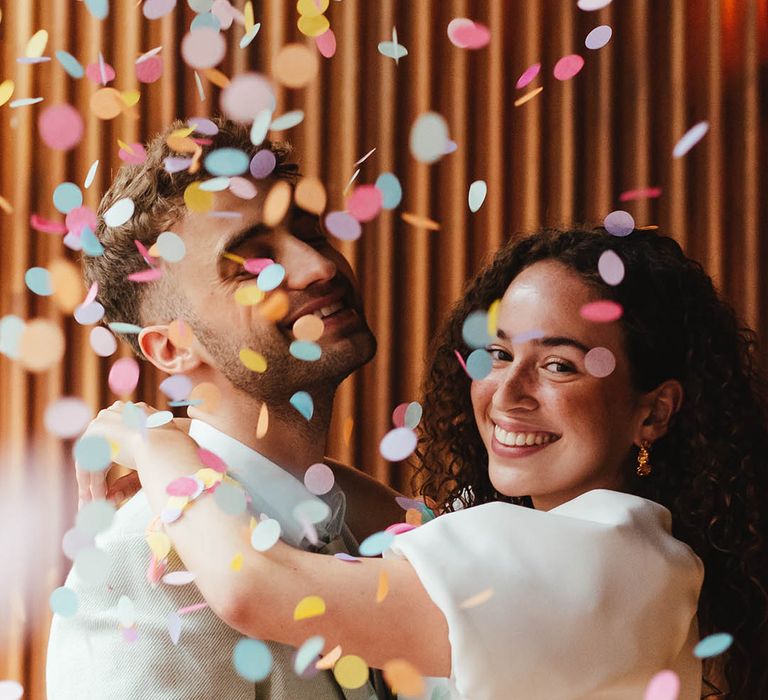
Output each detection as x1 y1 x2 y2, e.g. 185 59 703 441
187 385 335 479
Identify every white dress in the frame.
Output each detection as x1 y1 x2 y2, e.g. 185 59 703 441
388 489 704 700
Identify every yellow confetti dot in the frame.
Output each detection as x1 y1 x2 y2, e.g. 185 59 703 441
49 258 83 313
172 126 195 138
195 467 224 489
146 531 171 560
234 284 265 306
333 655 369 689
244 0 255 32
292 314 324 342
297 0 329 17
184 182 213 213
166 496 189 511
168 319 195 349
487 299 500 336
297 13 330 38
19 319 65 372
273 43 319 88
400 211 440 230
0 195 13 214
91 87 124 120
294 176 327 215
257 290 290 323
459 587 494 609
382 659 425 697
514 86 544 108
262 180 292 227
0 79 15 107
239 348 267 373
256 403 269 439
117 139 135 154
316 644 342 670
230 552 244 571
293 595 326 621
189 381 221 412
376 569 389 603
121 90 141 108
167 134 198 153
202 68 230 88
25 29 48 58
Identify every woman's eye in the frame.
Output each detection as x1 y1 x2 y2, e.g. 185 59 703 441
487 347 513 362
544 361 575 374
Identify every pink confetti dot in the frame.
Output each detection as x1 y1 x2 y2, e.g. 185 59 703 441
44 397 93 438
315 28 337 58
304 463 335 495
89 326 117 356
136 55 163 83
31 214 67 235
324 211 361 241
597 249 625 285
85 61 116 85
143 0 177 19
66 206 98 236
198 447 227 473
122 627 139 643
346 185 383 222
119 143 147 165
229 177 257 200
515 62 541 89
166 476 198 497
391 402 409 428
553 54 585 80
38 104 84 151
619 187 662 202
584 346 616 378
220 72 275 122
579 300 623 322
643 670 680 700
108 357 140 395
212 0 236 29
447 18 490 49
181 28 227 69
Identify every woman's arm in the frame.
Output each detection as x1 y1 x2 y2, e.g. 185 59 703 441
135 425 451 675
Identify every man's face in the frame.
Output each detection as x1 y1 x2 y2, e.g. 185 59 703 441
166 178 376 399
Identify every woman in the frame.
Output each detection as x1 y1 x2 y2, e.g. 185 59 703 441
93 227 768 698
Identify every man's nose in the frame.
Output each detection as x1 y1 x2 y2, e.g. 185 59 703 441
280 237 337 290
492 363 539 411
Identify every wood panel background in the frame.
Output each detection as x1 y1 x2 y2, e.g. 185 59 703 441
0 0 765 696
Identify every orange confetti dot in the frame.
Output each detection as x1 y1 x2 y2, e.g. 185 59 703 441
167 134 199 153
90 88 125 120
400 211 440 230
294 176 327 215
256 402 269 438
257 290 290 323
19 319 65 372
292 314 324 342
202 68 231 88
514 86 544 107
168 319 195 349
273 43 319 88
459 587 494 609
376 569 389 603
0 79 15 107
382 659 425 697
316 644 342 670
0 195 13 214
189 381 221 412
49 259 83 313
262 180 292 227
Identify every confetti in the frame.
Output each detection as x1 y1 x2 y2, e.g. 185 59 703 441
382 659 425 697
619 187 662 201
77 500 116 535
90 87 125 119
257 290 289 322
136 55 163 83
143 0 177 20
293 314 324 342
693 632 733 658
230 552 244 571
146 531 172 560
159 374 192 401
234 284 265 306
182 28 227 69
578 0 613 9
359 530 395 557
166 611 182 645
262 181 292 227
0 682 23 700
298 13 329 38
45 398 92 438
90 327 117 356
333 655 369 689
53 182 83 214
49 586 79 617
324 211 361 241
345 185 382 223
270 110 304 131
643 670 679 700
256 403 269 438
585 25 613 50
184 182 213 212
169 319 195 348
85 59 116 85
514 86 544 107
162 571 196 586
597 249 625 285
466 348 492 379
376 569 389 602
257 263 286 291
221 72 275 122
468 180 487 212
297 0 328 15
290 340 321 361
673 121 709 158
205 148 250 176
250 518 281 551
515 62 541 89
379 427 417 462
155 231 186 262
584 346 616 378
249 148 277 178
229 177 257 199
74 301 104 325
604 209 635 237
378 27 408 63
103 198 135 227
233 639 273 682
294 595 326 621
400 211 440 230
554 54 585 80
410 112 449 164
19 319 65 371
293 498 330 525
304 463 334 495
274 44 319 88
239 347 268 372
248 108 272 146
38 104 84 150
579 300 623 322
25 267 53 296
294 635 325 675
447 18 491 49
198 447 227 473
85 0 110 19
25 29 49 58
108 357 140 395
462 310 493 348
316 645 342 670
315 28 337 58
404 401 422 429
73 434 111 472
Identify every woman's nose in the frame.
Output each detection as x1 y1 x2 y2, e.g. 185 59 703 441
280 237 337 290
492 365 539 411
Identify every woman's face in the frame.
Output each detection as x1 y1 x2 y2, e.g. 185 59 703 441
470 260 649 510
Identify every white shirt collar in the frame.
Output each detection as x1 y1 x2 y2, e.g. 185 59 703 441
188 419 346 548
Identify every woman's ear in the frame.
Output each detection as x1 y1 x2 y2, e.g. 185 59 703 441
634 379 685 444
138 325 203 374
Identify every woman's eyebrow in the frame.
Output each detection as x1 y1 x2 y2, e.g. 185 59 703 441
496 328 590 354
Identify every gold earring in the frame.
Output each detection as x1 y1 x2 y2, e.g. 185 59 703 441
636 440 652 477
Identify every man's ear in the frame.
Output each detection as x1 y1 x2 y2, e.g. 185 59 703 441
634 379 685 445
138 325 204 374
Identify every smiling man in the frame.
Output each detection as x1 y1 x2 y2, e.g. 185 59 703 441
46 118 400 700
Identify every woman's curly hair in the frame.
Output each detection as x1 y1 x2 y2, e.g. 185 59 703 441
413 227 768 698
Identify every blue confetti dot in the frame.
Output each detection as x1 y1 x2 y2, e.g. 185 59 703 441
359 530 395 557
73 435 112 472
49 586 79 617
290 340 322 362
53 182 83 214
55 51 84 79
84 0 109 20
214 482 247 516
694 632 733 659
466 348 492 380
81 226 105 257
190 11 221 31
374 173 402 210
25 267 53 296
233 638 273 682
205 148 249 176
290 391 314 420
257 264 286 292
462 310 493 349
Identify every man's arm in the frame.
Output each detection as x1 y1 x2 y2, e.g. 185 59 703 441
324 459 406 542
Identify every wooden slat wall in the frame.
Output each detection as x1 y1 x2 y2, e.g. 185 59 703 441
0 1 765 696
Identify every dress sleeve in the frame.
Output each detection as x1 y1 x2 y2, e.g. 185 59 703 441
388 497 703 700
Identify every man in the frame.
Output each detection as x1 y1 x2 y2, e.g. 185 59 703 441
47 118 401 699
